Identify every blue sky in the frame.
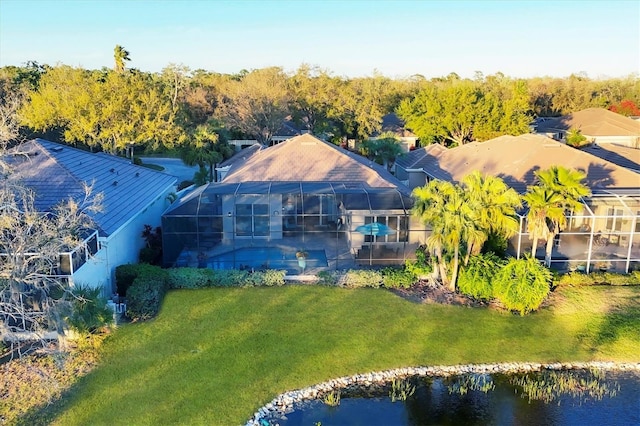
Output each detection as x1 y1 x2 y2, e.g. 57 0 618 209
1 0 638 79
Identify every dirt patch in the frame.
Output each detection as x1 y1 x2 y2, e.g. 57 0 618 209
391 280 491 308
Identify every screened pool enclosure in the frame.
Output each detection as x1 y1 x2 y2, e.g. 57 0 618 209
163 184 640 275
510 191 640 273
162 182 427 274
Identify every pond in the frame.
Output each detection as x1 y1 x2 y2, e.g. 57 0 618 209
273 370 640 425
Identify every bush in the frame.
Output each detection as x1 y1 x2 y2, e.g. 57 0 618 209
259 269 286 287
405 245 432 278
211 269 250 287
492 256 552 315
126 276 169 321
115 264 166 297
458 253 505 301
132 156 143 165
65 285 114 334
139 247 161 264
177 180 194 191
381 267 416 289
167 268 216 289
317 270 338 286
555 270 640 287
340 269 383 288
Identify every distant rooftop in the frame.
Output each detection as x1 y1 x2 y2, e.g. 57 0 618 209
415 134 640 194
537 108 640 136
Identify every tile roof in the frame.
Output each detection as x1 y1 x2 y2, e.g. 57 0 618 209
218 143 263 168
417 134 640 194
536 108 640 136
5 139 176 236
221 133 404 188
395 144 447 169
580 144 640 173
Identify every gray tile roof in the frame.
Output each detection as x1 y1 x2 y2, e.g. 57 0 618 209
415 134 640 194
5 139 176 236
221 133 407 189
536 108 640 136
580 144 640 174
395 144 447 169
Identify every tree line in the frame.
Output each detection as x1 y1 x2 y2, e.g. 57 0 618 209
1 47 639 178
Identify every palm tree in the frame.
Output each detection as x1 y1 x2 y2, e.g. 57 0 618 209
181 122 233 183
461 172 522 265
412 180 451 288
412 180 475 291
522 186 564 263
114 45 131 73
523 166 590 266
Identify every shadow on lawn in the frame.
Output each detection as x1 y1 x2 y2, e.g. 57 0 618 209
586 288 640 352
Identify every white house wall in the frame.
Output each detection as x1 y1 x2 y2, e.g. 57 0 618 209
72 189 174 298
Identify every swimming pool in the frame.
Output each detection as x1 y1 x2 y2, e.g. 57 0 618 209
208 247 328 273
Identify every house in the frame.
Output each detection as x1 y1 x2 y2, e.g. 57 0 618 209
4 139 177 296
162 134 425 272
369 113 419 153
536 108 640 148
227 117 309 152
397 134 640 273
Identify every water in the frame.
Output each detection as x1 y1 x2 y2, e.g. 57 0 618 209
209 247 327 274
277 371 640 426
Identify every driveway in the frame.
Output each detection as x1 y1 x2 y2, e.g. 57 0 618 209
139 157 199 183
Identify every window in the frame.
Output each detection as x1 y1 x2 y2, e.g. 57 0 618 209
235 203 269 237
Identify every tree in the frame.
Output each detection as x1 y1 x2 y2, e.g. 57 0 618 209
609 99 640 116
180 120 233 183
360 132 404 171
461 171 521 266
290 64 338 135
216 67 291 145
0 175 103 353
412 180 475 291
566 128 588 147
0 80 24 145
398 77 531 146
398 81 483 146
20 66 185 154
113 45 131 73
523 166 590 266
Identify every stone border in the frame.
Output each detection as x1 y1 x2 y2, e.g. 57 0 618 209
245 361 640 426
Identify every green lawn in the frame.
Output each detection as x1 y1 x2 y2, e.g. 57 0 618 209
46 285 639 426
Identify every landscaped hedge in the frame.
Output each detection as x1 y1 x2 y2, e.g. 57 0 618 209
555 270 640 287
339 269 384 288
126 276 169 321
115 264 167 297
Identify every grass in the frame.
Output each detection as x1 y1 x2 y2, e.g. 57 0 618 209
35 285 640 426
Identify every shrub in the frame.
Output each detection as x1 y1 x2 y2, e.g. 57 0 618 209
381 267 416 289
65 285 114 334
316 270 338 286
555 270 640 287
132 156 143 165
405 245 433 278
115 264 166 297
167 268 216 289
259 269 286 287
458 253 505 300
211 269 250 287
126 276 169 321
340 269 383 288
492 256 552 315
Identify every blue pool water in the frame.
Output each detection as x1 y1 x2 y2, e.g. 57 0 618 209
209 247 327 273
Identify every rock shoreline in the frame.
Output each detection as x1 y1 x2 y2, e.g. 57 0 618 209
245 361 640 426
